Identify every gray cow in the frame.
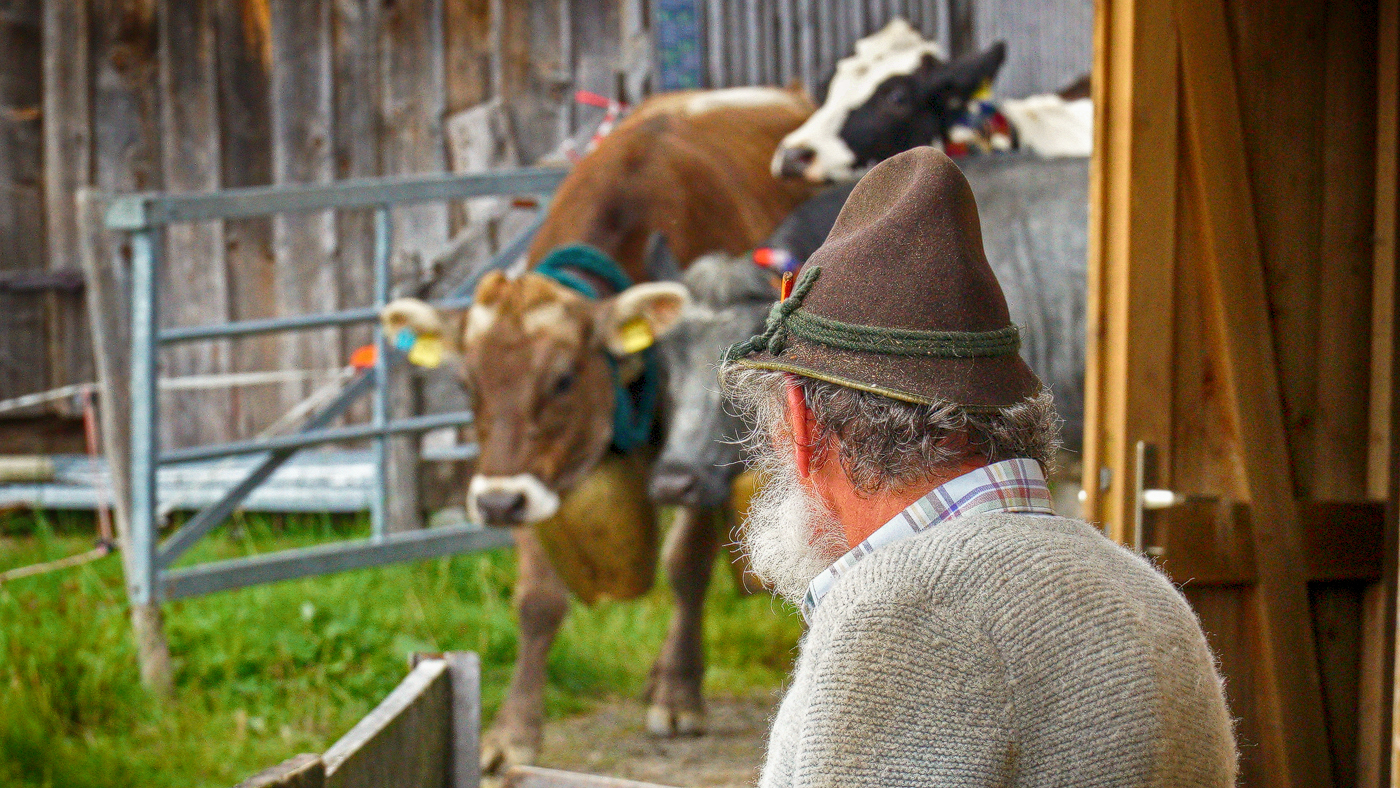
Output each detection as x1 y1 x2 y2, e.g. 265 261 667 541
651 153 1088 512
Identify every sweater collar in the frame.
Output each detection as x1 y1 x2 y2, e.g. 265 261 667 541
800 457 1056 622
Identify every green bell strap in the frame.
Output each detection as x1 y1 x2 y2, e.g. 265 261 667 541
535 244 659 453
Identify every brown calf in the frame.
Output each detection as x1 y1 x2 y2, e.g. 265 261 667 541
382 86 817 774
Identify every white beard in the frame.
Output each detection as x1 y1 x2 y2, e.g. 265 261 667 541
739 447 849 607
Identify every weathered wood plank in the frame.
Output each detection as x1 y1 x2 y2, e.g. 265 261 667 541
1081 0 1177 537
1184 585 1261 786
1310 583 1364 788
215 0 280 439
505 766 679 788
269 0 339 419
331 0 381 428
159 0 233 449
500 0 566 163
1373 0 1400 500
323 659 451 788
42 0 95 409
381 0 451 533
1176 0 1332 781
446 652 481 788
1313 0 1378 501
1363 2 1400 784
1170 139 1248 502
1225 0 1328 499
235 753 326 788
0 5 49 403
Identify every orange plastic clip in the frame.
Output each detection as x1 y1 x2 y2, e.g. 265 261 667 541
779 272 795 301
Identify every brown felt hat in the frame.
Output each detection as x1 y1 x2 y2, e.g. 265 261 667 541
728 146 1042 409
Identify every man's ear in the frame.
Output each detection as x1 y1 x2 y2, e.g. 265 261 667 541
786 380 816 479
929 41 1007 107
598 282 689 355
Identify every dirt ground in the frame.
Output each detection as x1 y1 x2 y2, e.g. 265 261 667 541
536 694 782 787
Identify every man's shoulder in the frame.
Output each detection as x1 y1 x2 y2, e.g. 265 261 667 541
814 511 1184 628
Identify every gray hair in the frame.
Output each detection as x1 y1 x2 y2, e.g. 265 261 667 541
720 363 1062 495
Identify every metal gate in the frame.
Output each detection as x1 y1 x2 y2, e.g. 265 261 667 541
103 167 566 605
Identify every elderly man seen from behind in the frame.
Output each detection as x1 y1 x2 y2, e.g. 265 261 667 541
721 147 1236 786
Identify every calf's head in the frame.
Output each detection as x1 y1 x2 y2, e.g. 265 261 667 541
773 18 1006 182
382 271 686 526
651 254 779 507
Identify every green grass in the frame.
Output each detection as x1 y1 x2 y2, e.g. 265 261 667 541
0 509 802 788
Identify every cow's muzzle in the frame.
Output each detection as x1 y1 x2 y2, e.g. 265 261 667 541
649 462 731 507
774 145 817 180
468 474 561 527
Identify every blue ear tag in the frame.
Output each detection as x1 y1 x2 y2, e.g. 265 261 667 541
394 328 417 352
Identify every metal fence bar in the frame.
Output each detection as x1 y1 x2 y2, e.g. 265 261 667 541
158 204 545 345
129 228 162 606
154 371 378 568
158 411 476 465
371 205 393 542
158 306 381 344
160 523 516 600
106 167 568 230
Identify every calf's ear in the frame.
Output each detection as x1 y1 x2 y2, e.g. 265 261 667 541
380 298 467 363
599 282 690 356
927 41 1007 106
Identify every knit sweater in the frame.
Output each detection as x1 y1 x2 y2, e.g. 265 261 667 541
759 512 1237 787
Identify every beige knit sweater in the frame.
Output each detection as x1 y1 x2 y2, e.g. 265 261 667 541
759 513 1237 787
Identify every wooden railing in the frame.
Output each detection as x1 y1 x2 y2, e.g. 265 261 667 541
231 652 677 788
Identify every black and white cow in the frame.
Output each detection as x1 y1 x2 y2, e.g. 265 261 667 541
772 18 1007 182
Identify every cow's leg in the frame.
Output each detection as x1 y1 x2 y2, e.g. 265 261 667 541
645 504 720 736
481 527 569 774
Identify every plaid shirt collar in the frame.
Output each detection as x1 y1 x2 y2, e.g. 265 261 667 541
800 457 1056 622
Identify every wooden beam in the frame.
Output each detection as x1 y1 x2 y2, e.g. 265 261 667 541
1175 0 1332 782
1150 501 1384 586
1082 0 1178 538
1363 0 1400 784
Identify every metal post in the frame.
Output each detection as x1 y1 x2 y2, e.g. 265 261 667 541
372 206 393 542
128 228 162 605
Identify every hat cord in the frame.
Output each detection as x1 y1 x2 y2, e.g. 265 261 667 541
724 264 1023 362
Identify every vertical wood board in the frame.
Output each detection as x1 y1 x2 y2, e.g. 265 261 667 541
159 0 233 449
1177 0 1332 780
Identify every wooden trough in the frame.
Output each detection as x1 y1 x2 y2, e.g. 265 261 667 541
232 652 676 788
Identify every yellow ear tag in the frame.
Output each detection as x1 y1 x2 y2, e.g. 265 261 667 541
407 334 445 368
618 317 654 355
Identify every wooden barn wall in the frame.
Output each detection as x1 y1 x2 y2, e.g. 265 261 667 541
0 0 1096 449
0 0 629 449
1089 0 1395 783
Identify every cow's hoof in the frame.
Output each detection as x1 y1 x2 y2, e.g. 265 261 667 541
480 732 538 776
645 703 706 737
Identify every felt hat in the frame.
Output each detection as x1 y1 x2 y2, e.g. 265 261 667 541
727 146 1042 409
